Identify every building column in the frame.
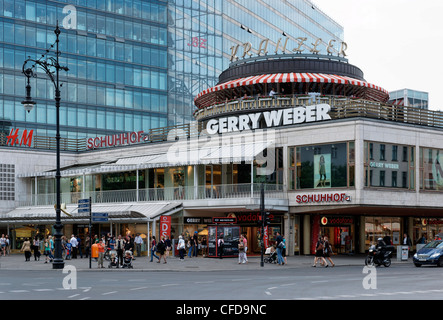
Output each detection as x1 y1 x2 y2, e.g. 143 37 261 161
303 214 311 255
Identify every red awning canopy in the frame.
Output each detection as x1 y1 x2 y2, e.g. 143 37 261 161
195 73 389 109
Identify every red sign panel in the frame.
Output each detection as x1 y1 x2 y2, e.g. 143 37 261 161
159 215 171 239
6 128 33 147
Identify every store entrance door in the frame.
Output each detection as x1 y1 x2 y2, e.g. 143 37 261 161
320 216 354 254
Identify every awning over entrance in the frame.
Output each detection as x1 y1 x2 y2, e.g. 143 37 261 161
0 202 182 224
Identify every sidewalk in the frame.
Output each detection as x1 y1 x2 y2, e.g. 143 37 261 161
0 253 412 272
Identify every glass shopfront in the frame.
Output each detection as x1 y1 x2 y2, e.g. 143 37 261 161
319 216 355 254
413 218 443 243
289 142 354 190
364 217 402 249
420 147 443 191
365 142 415 189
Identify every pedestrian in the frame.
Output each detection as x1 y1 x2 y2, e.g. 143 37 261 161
157 237 167 264
282 236 287 265
44 238 52 263
32 236 41 261
134 233 143 257
21 237 32 261
243 235 248 263
403 233 412 257
49 235 54 259
323 236 335 267
192 231 199 257
85 234 90 258
116 235 126 266
238 235 247 264
201 237 207 257
76 235 83 258
124 235 134 256
165 235 171 258
150 236 159 262
97 239 106 268
312 236 327 267
65 238 72 260
177 235 186 261
218 235 224 259
0 234 6 256
70 234 78 259
187 237 193 258
5 235 10 255
275 232 284 265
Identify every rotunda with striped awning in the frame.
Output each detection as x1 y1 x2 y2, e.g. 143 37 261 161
194 53 389 119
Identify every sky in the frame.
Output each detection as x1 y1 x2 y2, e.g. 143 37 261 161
312 0 443 110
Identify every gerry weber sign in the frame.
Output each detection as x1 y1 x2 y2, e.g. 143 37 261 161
206 104 331 135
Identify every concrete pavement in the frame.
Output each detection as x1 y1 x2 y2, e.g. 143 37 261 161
0 252 412 272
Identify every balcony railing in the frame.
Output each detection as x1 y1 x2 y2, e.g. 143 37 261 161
18 183 287 207
194 95 443 128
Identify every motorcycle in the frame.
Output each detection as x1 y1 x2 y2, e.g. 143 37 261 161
365 244 393 267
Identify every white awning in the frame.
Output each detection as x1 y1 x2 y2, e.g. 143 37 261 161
0 202 182 223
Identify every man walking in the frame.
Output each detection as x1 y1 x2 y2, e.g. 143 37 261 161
70 234 78 259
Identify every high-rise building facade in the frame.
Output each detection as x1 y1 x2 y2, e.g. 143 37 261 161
389 89 429 110
0 0 343 141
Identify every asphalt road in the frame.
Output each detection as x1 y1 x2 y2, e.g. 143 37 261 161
1 263 442 301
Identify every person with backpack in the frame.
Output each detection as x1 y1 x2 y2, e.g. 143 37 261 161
275 232 284 265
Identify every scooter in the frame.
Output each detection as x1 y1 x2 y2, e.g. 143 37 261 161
365 244 393 267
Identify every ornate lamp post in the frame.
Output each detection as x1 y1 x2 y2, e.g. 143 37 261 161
22 24 69 270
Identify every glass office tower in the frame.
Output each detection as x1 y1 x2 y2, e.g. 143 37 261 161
0 0 343 141
389 89 429 110
168 0 344 125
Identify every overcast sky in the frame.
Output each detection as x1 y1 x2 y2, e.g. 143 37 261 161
312 0 443 110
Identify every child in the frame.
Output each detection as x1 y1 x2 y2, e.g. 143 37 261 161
123 250 133 268
65 239 72 260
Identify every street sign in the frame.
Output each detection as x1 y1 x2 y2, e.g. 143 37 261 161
78 198 91 213
92 212 108 222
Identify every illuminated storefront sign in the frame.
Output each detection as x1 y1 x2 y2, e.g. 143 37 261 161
87 131 146 149
230 37 348 62
296 193 351 204
206 104 331 135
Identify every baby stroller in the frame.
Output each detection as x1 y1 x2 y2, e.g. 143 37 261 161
122 250 133 269
108 250 118 268
264 247 277 264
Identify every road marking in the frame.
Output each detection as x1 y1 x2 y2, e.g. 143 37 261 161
79 297 90 300
34 289 54 292
161 284 179 287
265 291 272 296
102 291 117 295
130 287 148 291
9 290 29 293
68 294 80 298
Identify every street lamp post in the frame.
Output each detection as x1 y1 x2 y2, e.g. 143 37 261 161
22 24 69 270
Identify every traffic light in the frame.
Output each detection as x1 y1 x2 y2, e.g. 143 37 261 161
264 212 271 226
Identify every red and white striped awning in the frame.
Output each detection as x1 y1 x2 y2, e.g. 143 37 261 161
195 73 389 108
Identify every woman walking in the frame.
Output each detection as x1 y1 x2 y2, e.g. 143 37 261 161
32 236 41 261
44 238 52 263
312 236 327 267
323 236 335 267
21 238 32 261
150 236 159 262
